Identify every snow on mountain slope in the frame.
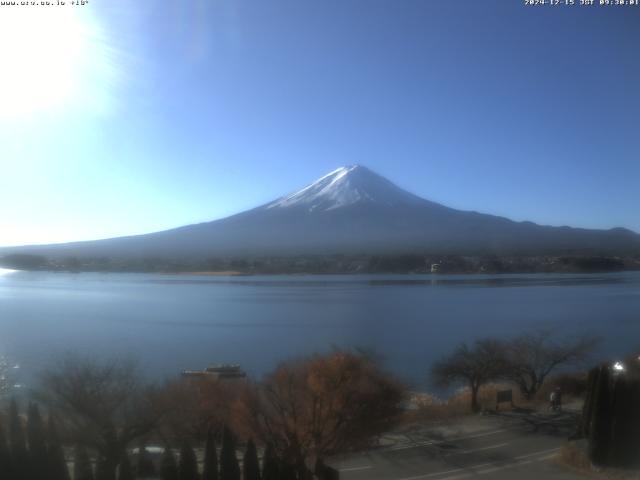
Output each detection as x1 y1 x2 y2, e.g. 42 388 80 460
264 165 425 212
2 165 639 259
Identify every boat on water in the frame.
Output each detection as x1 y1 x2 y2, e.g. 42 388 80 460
182 363 247 380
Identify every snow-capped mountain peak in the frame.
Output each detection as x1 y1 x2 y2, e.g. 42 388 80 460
265 165 424 212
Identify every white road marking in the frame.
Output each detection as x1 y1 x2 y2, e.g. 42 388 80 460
339 465 372 472
394 447 561 480
388 429 507 452
514 447 561 459
396 464 494 480
437 453 558 480
455 442 509 454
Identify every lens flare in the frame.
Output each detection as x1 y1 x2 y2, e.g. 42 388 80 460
0 6 117 118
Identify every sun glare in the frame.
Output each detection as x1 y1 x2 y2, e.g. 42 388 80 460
0 6 113 118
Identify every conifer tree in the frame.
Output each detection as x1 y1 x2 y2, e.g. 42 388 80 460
242 439 260 480
118 453 135 480
0 420 12 479
27 403 48 479
260 444 278 480
9 399 28 480
136 445 156 479
609 376 633 466
178 440 199 480
74 445 95 480
219 426 240 480
278 460 296 480
96 456 113 480
202 428 218 480
580 367 598 437
588 365 612 465
160 446 179 480
47 414 71 480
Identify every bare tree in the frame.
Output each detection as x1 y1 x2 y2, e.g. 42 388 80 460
431 339 507 412
503 331 598 400
37 355 162 480
233 350 405 477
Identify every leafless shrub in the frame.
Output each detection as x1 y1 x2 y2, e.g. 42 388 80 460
431 339 508 413
37 355 161 480
503 331 598 400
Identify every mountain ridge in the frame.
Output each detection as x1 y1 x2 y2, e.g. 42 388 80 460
2 165 639 259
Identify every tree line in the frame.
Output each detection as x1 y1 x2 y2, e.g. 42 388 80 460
0 401 69 480
0 349 403 480
0 332 598 479
2 253 637 275
0 402 312 480
431 331 597 412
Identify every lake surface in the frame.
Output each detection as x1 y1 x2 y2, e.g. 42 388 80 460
0 269 638 389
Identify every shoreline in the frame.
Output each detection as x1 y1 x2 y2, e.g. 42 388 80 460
2 268 639 277
171 271 248 276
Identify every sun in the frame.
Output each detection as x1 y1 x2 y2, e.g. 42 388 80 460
0 6 110 118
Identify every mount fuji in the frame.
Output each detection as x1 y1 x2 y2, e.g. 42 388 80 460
4 165 640 259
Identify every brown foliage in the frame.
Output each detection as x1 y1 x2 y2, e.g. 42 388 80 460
558 443 640 480
153 377 242 442
407 383 524 423
232 350 405 473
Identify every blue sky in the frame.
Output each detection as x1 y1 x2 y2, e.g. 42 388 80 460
1 0 639 246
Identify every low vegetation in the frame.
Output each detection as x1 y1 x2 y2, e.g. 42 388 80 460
0 332 608 479
2 252 638 275
430 331 597 412
558 443 640 480
0 349 404 480
232 351 404 477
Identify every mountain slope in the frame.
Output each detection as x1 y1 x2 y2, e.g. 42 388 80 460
3 165 640 258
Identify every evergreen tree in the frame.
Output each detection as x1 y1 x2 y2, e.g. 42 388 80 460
588 365 612 465
202 428 218 480
242 439 260 480
96 456 113 480
47 414 71 480
178 440 199 480
160 447 179 480
0 420 12 480
608 374 640 468
74 445 95 480
260 444 278 480
27 403 48 479
118 453 135 480
9 399 28 480
580 367 598 437
278 460 296 480
136 445 156 479
219 426 240 480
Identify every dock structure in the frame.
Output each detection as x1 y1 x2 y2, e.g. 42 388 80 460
182 364 247 381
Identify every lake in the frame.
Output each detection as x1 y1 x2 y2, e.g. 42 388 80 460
0 269 638 389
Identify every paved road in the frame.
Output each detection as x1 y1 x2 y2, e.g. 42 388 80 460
329 409 588 480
